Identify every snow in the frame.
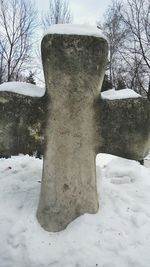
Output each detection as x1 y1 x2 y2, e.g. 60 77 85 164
0 82 45 97
101 88 141 100
0 153 150 267
145 152 150 167
44 24 104 38
145 151 150 160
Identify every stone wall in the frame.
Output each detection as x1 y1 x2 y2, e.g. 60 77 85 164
0 91 47 157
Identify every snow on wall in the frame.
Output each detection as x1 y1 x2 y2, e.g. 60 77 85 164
0 82 45 97
101 88 141 100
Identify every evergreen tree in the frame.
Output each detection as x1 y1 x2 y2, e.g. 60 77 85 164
101 74 113 92
26 71 36 85
116 78 126 90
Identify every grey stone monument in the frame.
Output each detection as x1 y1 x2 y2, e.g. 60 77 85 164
37 25 150 232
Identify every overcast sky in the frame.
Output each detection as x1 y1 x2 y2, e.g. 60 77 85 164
36 0 112 25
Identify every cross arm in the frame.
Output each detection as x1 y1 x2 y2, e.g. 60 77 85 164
95 97 150 160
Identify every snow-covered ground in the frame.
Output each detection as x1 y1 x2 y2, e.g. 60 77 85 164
145 152 150 167
0 154 150 267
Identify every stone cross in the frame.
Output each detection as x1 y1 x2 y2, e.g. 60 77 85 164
37 25 150 232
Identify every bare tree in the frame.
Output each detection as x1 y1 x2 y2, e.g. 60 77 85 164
97 1 128 89
0 39 7 83
123 0 150 68
0 0 37 83
42 0 72 30
99 0 150 98
122 0 150 98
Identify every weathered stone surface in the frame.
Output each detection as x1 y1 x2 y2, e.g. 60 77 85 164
0 91 149 162
0 91 47 157
36 34 108 232
96 97 150 160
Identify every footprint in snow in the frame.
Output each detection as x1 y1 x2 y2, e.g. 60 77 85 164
7 221 27 249
110 176 133 184
20 163 27 168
